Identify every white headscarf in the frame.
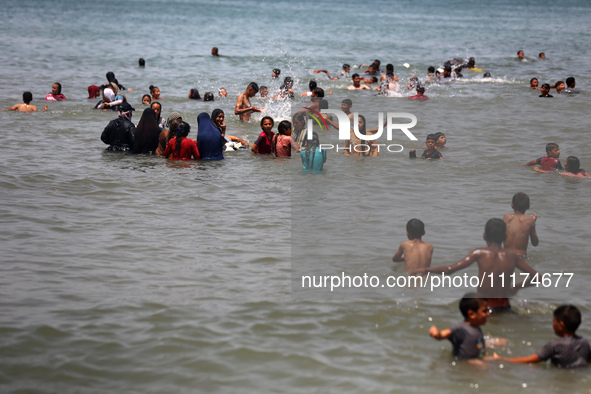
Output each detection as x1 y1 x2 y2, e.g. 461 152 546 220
103 88 115 103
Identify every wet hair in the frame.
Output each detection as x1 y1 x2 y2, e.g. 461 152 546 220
23 91 32 104
304 132 321 167
416 85 425 94
211 47 219 55
483 72 491 78
342 64 350 69
319 99 329 110
541 83 551 90
425 134 436 142
352 73 360 80
260 86 267 91
485 218 506 245
566 77 575 88
260 116 274 128
189 89 201 100
53 82 62 95
211 108 225 132
142 94 151 103
545 142 559 153
272 68 281 76
459 293 488 318
203 92 214 101
313 87 324 98
512 192 530 213
565 156 582 174
292 112 306 129
428 66 435 73
106 72 116 83
373 59 381 68
555 81 564 89
357 114 367 135
444 66 452 73
370 77 378 83
530 77 538 85
386 63 394 73
406 218 424 239
538 52 545 58
277 120 291 135
554 305 582 333
139 58 145 67
468 57 476 67
248 82 259 93
283 77 293 85
309 80 317 91
151 101 162 114
517 50 524 55
149 85 159 95
174 121 191 156
342 99 352 107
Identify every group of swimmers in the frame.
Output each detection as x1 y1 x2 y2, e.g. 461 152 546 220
392 193 590 367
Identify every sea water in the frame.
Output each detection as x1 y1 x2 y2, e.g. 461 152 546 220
1 0 591 392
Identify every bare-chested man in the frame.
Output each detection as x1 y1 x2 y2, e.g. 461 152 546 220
347 74 370 90
235 82 262 121
393 219 433 272
412 219 538 312
1 92 47 112
503 192 539 257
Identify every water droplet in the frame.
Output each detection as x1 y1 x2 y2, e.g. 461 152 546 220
522 383 527 388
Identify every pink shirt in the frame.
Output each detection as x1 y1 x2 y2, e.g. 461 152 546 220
273 134 293 157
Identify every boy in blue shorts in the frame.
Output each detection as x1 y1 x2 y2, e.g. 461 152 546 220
491 305 591 368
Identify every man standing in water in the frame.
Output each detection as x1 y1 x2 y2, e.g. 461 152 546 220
1 92 47 112
235 82 263 121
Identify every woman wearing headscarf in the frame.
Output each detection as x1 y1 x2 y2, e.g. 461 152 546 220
211 108 249 149
100 102 136 152
196 112 224 160
132 108 161 154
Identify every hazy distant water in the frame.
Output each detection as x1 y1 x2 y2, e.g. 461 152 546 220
1 0 591 392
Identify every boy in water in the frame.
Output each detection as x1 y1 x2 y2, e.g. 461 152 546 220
392 219 433 272
412 219 539 312
341 99 354 121
347 74 370 90
491 305 591 368
1 92 48 112
539 83 553 97
503 192 539 257
429 294 491 360
408 86 428 100
409 134 442 159
235 82 263 121
525 142 562 171
564 77 579 94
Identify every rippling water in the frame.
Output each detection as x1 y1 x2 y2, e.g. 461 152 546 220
1 0 591 392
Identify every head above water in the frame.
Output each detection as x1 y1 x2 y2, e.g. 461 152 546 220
545 142 559 154
406 218 425 239
189 88 201 100
566 77 575 88
203 92 214 101
142 94 151 104
459 293 488 319
23 91 33 104
211 47 219 56
139 58 145 67
52 82 62 95
565 156 581 174
484 218 506 245
272 68 281 78
554 305 581 334
512 192 530 213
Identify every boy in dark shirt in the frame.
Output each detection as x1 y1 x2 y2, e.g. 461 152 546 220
539 83 553 97
429 294 491 360
491 305 591 368
409 134 442 159
525 142 562 171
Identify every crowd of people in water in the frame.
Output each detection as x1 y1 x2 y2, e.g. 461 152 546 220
2 48 589 367
0 49 584 173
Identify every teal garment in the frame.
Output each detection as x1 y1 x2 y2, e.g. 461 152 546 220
301 147 326 171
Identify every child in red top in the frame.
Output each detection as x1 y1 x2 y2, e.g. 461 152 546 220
45 83 66 101
251 116 275 154
272 120 301 157
525 143 562 172
164 121 200 160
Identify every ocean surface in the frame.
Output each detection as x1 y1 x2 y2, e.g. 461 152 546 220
1 0 591 392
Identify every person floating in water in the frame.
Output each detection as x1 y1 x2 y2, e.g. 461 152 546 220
45 82 66 101
1 91 47 112
525 142 562 171
211 47 220 57
517 50 525 61
235 82 262 121
560 156 589 178
530 78 540 90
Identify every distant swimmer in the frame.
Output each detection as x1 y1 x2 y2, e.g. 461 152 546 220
408 85 428 100
561 156 589 178
271 68 281 79
211 47 220 57
409 134 442 160
539 83 553 97
45 82 66 101
139 58 145 67
564 77 579 94
530 78 540 90
1 91 47 112
555 81 565 94
347 73 370 90
525 142 562 171
392 218 433 272
188 89 201 100
517 50 525 61
438 66 454 83
300 80 317 96
142 94 151 105
538 52 545 59
314 63 350 80
218 88 228 97
273 77 294 99
235 82 262 121
149 85 162 100
259 86 268 98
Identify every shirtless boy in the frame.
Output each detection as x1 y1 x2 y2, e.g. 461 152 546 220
393 219 433 272
412 218 538 312
347 74 370 90
1 92 48 112
235 82 262 121
503 192 539 257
